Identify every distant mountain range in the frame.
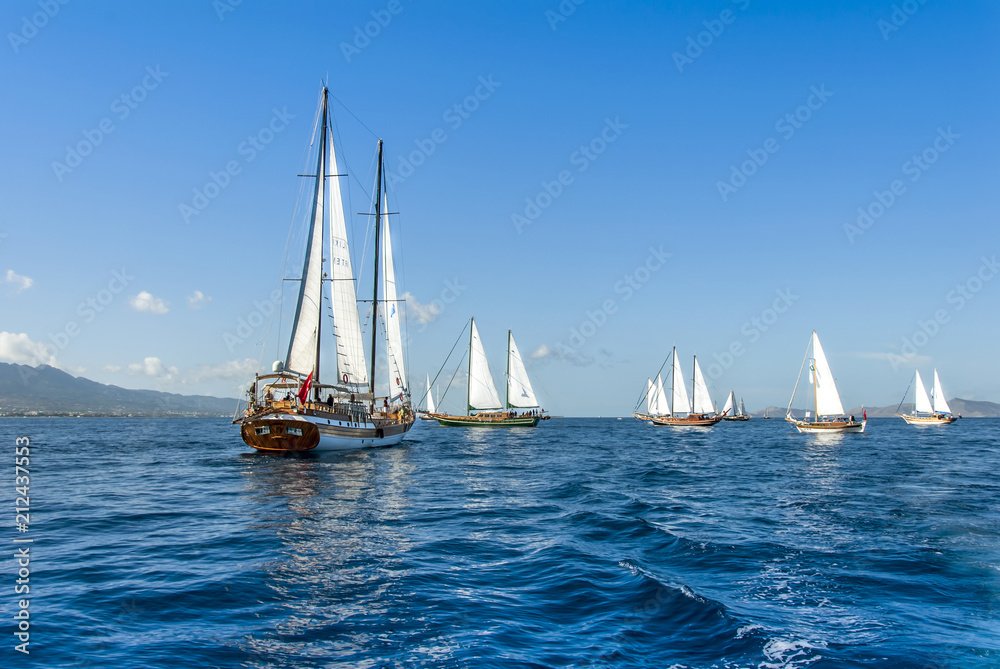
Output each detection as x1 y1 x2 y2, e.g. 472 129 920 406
0 363 237 417
753 399 1000 419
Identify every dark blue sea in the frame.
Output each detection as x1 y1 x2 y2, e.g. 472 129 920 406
3 417 999 668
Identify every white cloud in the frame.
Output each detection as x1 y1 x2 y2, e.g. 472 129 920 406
104 364 122 373
530 343 595 367
187 290 212 309
0 332 57 366
848 351 932 366
127 356 178 379
185 358 256 384
401 291 442 325
130 291 169 314
4 269 33 293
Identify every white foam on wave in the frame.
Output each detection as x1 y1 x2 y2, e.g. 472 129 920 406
760 637 825 669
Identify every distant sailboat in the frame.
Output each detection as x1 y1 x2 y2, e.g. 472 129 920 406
785 331 865 433
722 390 750 421
633 374 668 423
430 319 547 427
651 348 723 427
418 374 437 420
896 369 959 425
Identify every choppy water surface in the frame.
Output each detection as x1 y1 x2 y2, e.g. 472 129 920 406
4 417 999 668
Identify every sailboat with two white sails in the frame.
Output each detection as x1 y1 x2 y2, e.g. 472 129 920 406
896 369 958 425
785 331 865 433
722 391 750 421
650 347 723 427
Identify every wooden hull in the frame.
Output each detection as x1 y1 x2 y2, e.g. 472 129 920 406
417 412 437 421
238 407 414 452
651 414 723 427
430 413 540 428
787 418 866 433
897 413 958 426
723 415 751 421
632 412 656 423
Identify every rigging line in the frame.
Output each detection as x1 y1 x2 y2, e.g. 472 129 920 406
415 320 470 408
787 338 811 417
438 347 469 410
327 91 380 141
634 354 671 412
894 375 914 415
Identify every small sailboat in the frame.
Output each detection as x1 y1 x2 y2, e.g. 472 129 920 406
651 348 723 427
633 374 668 423
418 374 438 420
785 331 865 433
430 319 546 427
896 369 959 425
722 390 751 421
234 87 414 452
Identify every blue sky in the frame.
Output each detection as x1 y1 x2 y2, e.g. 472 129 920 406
1 0 997 415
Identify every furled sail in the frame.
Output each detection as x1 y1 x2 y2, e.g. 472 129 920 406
913 370 933 413
327 117 369 390
931 369 952 414
811 331 845 416
692 357 714 414
468 319 502 410
671 348 691 415
506 332 538 408
381 193 406 403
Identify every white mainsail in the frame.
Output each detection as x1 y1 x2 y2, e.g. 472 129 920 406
670 348 691 415
507 332 538 408
328 121 368 390
468 319 502 411
722 391 735 416
811 331 845 417
913 370 933 413
738 397 746 417
285 119 327 377
692 357 714 414
655 374 669 415
381 193 406 403
931 369 952 414
425 374 436 413
645 378 655 414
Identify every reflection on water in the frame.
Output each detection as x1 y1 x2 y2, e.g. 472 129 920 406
237 448 414 667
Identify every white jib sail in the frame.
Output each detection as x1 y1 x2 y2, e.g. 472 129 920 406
738 397 746 416
671 348 691 415
381 193 406 403
913 370 933 413
646 378 655 414
655 374 669 415
507 332 538 408
722 391 735 416
468 319 502 410
932 369 952 414
328 126 368 390
811 331 845 417
692 357 714 415
425 374 436 413
285 121 327 377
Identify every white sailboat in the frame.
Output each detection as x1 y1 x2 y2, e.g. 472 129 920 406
418 374 438 420
722 390 750 421
786 331 865 433
430 319 546 426
652 348 723 427
633 373 668 423
896 369 959 425
235 87 414 452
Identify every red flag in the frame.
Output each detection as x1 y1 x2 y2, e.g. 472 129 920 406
297 371 313 404
863 409 867 421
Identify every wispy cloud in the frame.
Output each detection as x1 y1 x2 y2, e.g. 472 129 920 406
184 358 256 384
847 351 932 366
530 343 596 367
187 290 212 309
104 364 122 373
127 356 178 379
0 331 57 366
130 291 169 314
401 291 441 325
4 269 33 293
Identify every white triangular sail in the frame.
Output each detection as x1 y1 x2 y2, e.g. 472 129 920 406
670 348 691 415
327 123 368 390
468 319 502 411
425 374 436 413
645 378 655 414
692 357 714 415
738 397 746 417
811 331 845 417
506 332 538 408
932 369 952 414
381 193 406 403
285 119 327 377
913 370 933 414
722 391 735 416
655 375 669 415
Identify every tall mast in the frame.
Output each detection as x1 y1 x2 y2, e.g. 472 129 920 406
315 88 328 387
671 346 676 417
467 318 474 416
812 332 818 421
368 139 384 398
692 355 697 416
506 330 511 410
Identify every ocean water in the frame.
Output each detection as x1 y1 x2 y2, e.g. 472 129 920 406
3 417 999 668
